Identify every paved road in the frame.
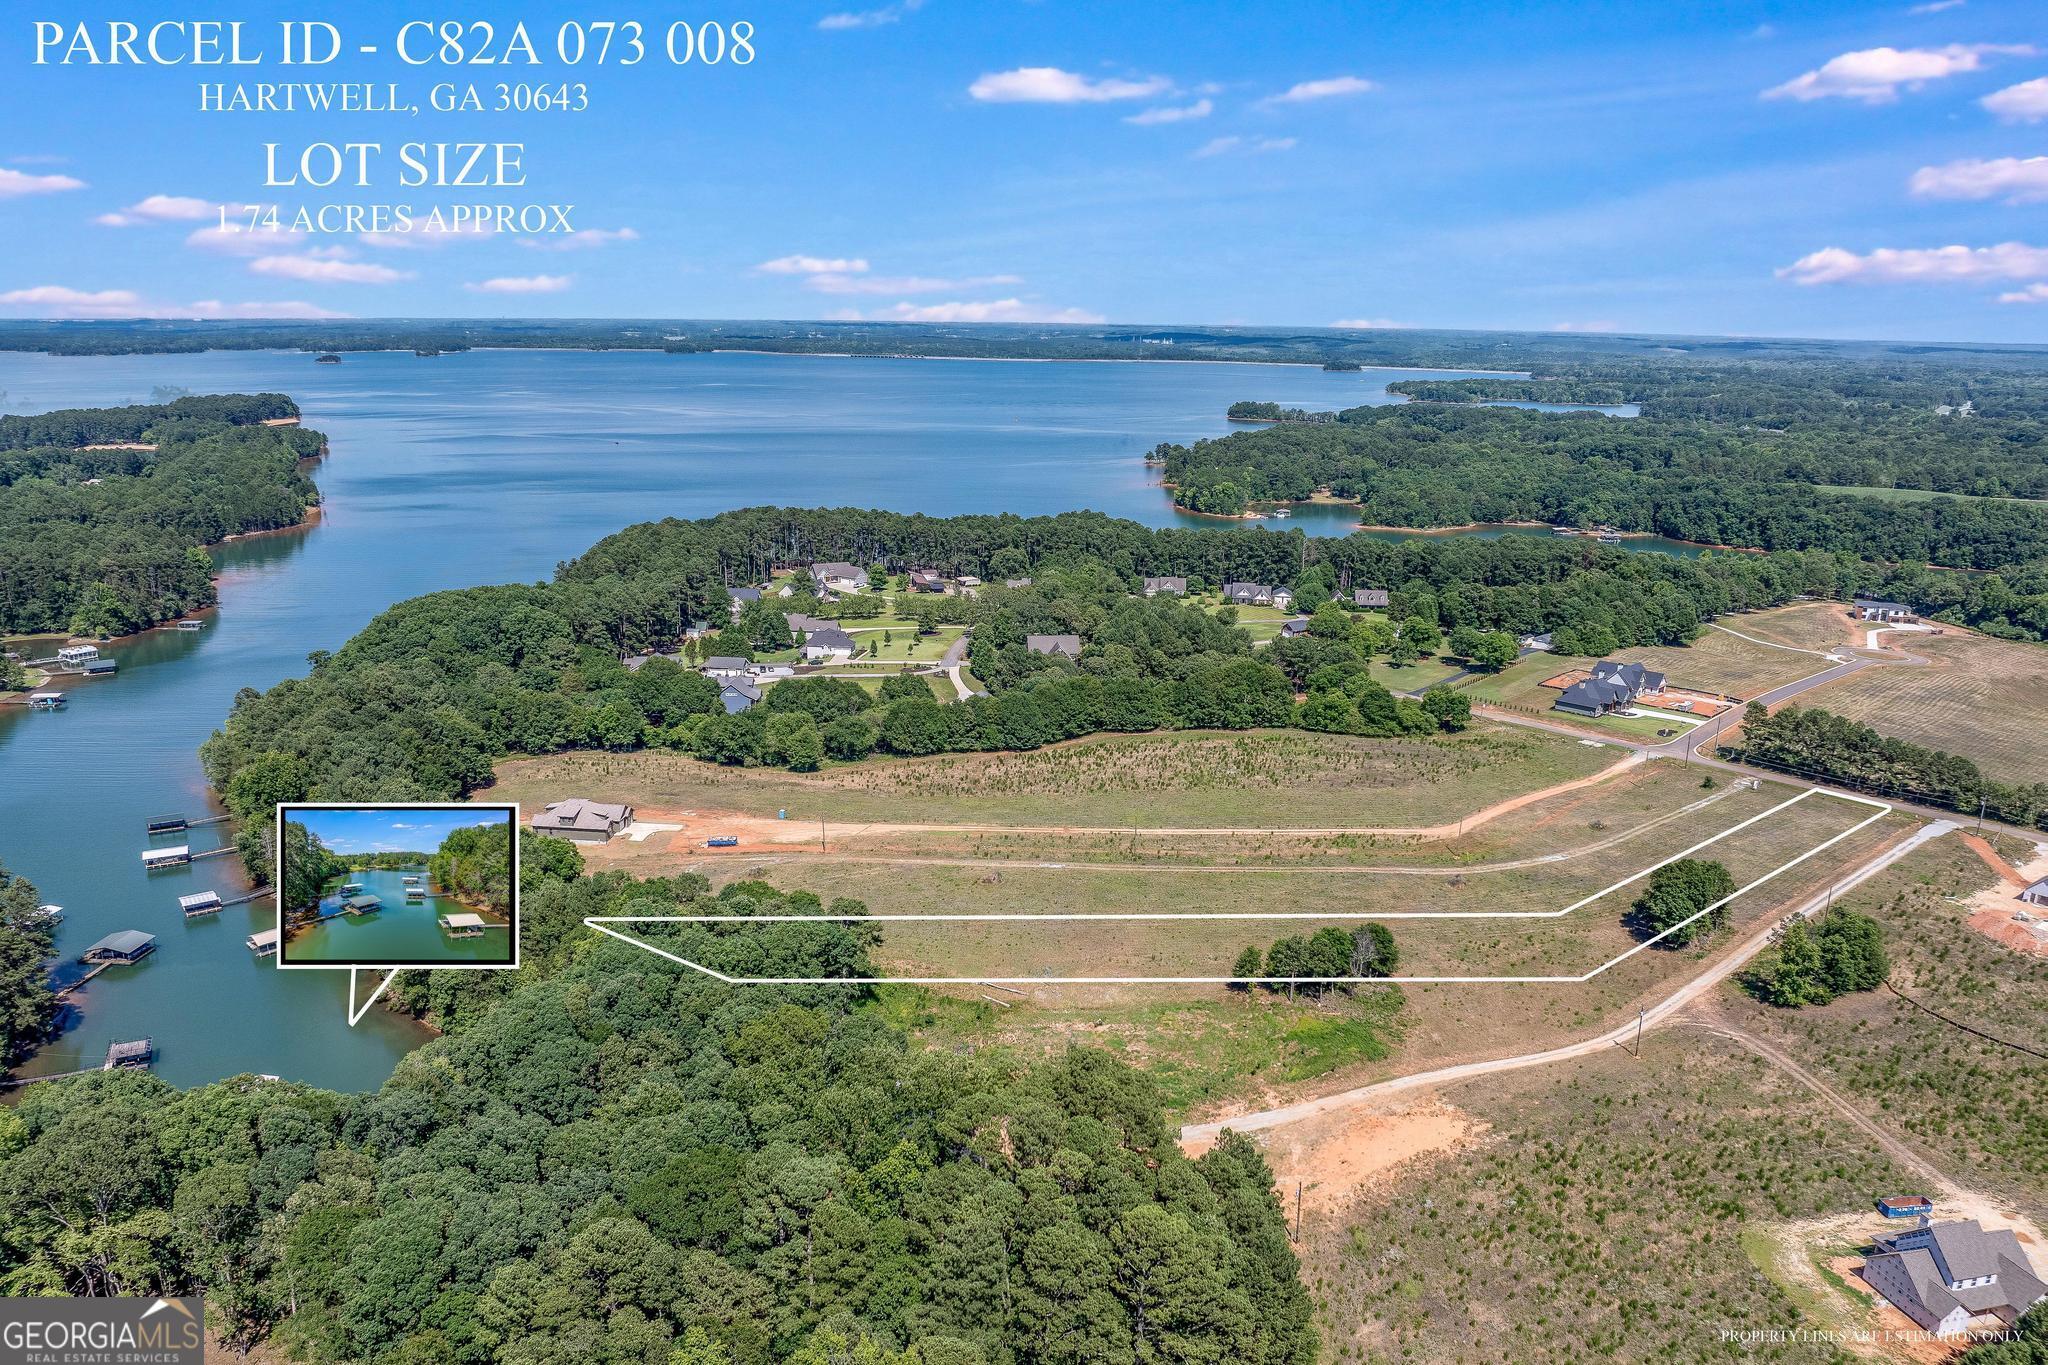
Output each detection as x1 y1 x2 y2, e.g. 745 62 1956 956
1180 817 1956 1143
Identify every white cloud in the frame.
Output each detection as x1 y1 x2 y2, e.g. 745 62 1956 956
806 272 1023 296
0 166 86 198
98 193 214 226
819 0 923 29
1762 44 2030 103
968 67 1171 104
1259 75 1376 106
250 253 412 285
1194 135 1296 157
357 219 498 250
465 273 573 294
876 298 1106 323
186 299 351 319
1909 0 1966 13
1330 317 1409 329
758 253 869 275
0 285 143 316
1983 76 2048 122
1909 155 2048 203
1125 98 1212 125
522 226 640 251
1778 241 2048 284
186 220 304 255
1998 282 2048 302
1551 320 1622 332
0 284 347 320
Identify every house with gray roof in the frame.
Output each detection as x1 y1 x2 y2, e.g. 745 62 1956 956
1864 1220 2048 1336
1555 661 1665 717
1281 617 1312 638
1222 582 1274 606
1854 598 1914 622
1143 575 1187 597
727 586 762 618
2020 876 2048 908
1351 588 1391 608
810 562 870 594
532 799 635 843
701 656 751 679
720 678 762 713
1027 634 1082 659
802 626 857 661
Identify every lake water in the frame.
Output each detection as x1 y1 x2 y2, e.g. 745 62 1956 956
284 868 513 967
0 349 1680 1089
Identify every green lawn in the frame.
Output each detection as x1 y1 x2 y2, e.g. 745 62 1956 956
843 624 965 662
1815 483 2047 507
1369 657 1466 694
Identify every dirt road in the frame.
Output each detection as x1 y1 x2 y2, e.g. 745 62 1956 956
1180 817 1954 1143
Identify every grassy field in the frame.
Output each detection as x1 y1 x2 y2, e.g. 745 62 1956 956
842 623 965 662
869 985 1408 1115
1793 628 2048 783
1816 483 2047 507
1719 836 2048 1210
1368 657 1467 693
1610 628 1830 698
1730 601 1861 654
489 723 1616 831
1303 1031 1912 1363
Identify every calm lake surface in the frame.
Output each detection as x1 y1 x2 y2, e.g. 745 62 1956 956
284 868 513 968
0 349 1677 1089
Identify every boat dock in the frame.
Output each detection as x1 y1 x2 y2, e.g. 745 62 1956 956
178 891 224 917
0 1039 156 1088
140 844 235 868
146 812 230 834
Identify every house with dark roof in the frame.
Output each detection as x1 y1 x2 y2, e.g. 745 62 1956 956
1223 582 1274 606
907 569 945 593
720 678 761 713
531 799 635 844
1351 588 1391 609
1143 575 1187 597
1281 617 1312 638
1027 634 1082 659
1854 598 1914 622
1554 660 1667 717
1863 1220 2048 1336
802 626 857 661
727 586 762 618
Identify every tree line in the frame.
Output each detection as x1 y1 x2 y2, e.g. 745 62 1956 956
0 843 1317 1365
0 396 322 635
1727 702 2048 833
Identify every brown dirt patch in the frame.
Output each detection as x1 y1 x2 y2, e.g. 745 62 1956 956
1959 842 2048 960
1181 1098 1485 1216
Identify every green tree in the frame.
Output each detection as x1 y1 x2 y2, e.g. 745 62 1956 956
1629 858 1736 946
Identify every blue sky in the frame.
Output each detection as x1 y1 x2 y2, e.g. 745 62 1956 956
2 0 2045 340
299 807 506 856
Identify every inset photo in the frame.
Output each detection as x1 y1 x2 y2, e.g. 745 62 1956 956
275 804 520 969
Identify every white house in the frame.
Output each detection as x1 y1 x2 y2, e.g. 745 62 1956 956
802 626 857 662
1863 1220 2048 1337
701 656 751 680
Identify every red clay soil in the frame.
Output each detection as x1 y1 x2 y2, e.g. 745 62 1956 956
1958 832 2028 889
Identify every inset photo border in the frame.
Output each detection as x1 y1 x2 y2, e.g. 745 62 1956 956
274 803 521 971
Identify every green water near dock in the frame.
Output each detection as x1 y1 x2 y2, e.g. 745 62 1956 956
285 869 512 967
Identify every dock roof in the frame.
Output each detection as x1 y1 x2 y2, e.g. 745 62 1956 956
85 930 156 957
140 845 189 862
441 912 488 929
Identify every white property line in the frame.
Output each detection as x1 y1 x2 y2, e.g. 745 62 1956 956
584 788 1893 986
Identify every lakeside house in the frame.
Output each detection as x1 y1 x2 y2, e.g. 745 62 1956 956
1027 634 1082 659
81 930 157 964
1853 598 1915 623
1555 660 1666 717
802 626 857 662
531 798 635 844
1143 575 1187 597
1863 1219 2048 1337
1351 588 1391 609
701 656 751 680
810 562 869 594
1223 583 1292 608
720 678 762 713
56 644 100 666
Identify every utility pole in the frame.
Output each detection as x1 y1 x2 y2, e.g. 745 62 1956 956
1633 1007 1644 1058
1294 1182 1304 1242
819 816 827 853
